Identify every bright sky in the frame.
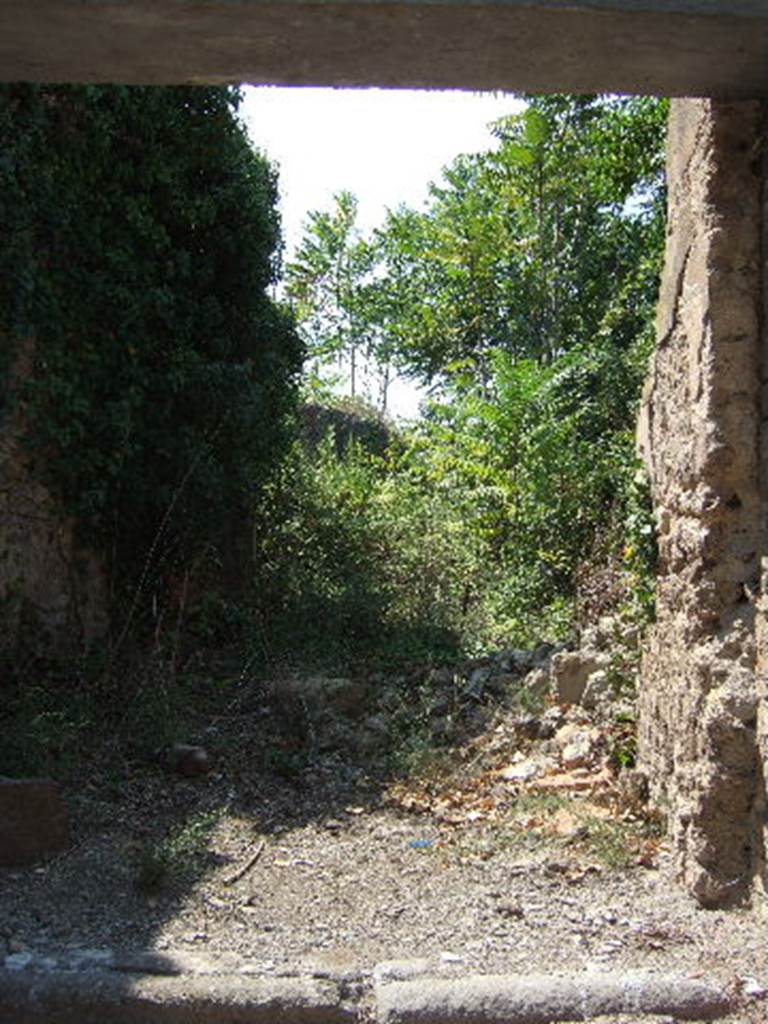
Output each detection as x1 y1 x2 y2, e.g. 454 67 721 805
242 85 522 254
240 86 524 416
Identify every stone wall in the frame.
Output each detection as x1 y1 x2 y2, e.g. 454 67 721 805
0 338 107 660
637 98 766 908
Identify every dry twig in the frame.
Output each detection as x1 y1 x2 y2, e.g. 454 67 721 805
223 840 266 886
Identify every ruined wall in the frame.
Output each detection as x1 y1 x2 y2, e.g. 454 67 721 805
638 98 766 908
0 338 107 660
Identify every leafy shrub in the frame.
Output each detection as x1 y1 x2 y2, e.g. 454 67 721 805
0 84 302 616
251 424 501 668
134 810 220 895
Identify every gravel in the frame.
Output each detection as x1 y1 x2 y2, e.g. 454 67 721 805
1 679 766 1024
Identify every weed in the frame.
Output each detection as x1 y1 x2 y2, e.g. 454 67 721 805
0 675 97 777
134 809 220 895
578 817 636 869
390 735 451 780
511 792 571 818
607 711 638 770
510 683 549 717
610 735 637 770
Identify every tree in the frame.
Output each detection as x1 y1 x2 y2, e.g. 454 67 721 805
0 84 303 599
285 190 376 400
345 94 669 635
371 95 667 384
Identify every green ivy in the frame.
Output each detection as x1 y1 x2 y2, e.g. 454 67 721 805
0 84 302 602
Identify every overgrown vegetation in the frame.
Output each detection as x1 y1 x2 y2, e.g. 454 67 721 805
0 90 666 779
0 83 302 600
272 94 666 665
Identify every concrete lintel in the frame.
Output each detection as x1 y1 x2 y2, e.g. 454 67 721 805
0 1 768 96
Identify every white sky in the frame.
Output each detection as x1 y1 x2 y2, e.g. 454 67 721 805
240 86 524 416
242 85 522 256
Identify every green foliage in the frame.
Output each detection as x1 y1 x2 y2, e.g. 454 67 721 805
621 463 658 622
251 372 629 666
262 95 666 664
0 84 302 604
393 345 644 643
286 191 382 401
368 94 667 384
0 644 205 777
134 809 220 895
0 677 95 777
1 90 667 778
251 429 483 666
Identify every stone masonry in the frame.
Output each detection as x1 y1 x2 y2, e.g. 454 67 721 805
0 338 108 659
637 98 767 908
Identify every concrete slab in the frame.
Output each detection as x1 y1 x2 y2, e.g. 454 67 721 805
0 969 356 1024
1 1 768 96
0 957 741 1024
375 971 732 1023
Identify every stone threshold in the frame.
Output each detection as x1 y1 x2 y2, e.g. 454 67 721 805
0 949 748 1023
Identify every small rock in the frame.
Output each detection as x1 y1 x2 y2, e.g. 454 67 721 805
579 625 601 651
495 649 534 673
305 676 370 718
550 651 604 704
4 953 33 971
498 759 542 782
560 738 595 770
554 723 600 769
485 672 520 695
239 960 276 975
166 744 211 777
301 949 362 982
427 667 454 687
513 714 548 740
581 669 613 710
0 778 70 866
532 642 556 665
429 693 453 716
363 714 390 737
594 940 624 956
520 667 550 700
741 977 768 999
495 901 525 919
430 716 456 742
374 958 431 983
597 614 617 639
464 666 492 700
618 768 649 808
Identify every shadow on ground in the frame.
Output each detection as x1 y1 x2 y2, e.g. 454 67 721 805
0 645 516 960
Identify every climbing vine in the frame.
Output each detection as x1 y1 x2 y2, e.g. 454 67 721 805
0 84 302 593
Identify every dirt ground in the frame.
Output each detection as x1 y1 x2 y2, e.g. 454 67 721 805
1 667 766 1023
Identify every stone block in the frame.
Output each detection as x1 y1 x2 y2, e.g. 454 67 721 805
0 778 70 866
550 651 603 704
